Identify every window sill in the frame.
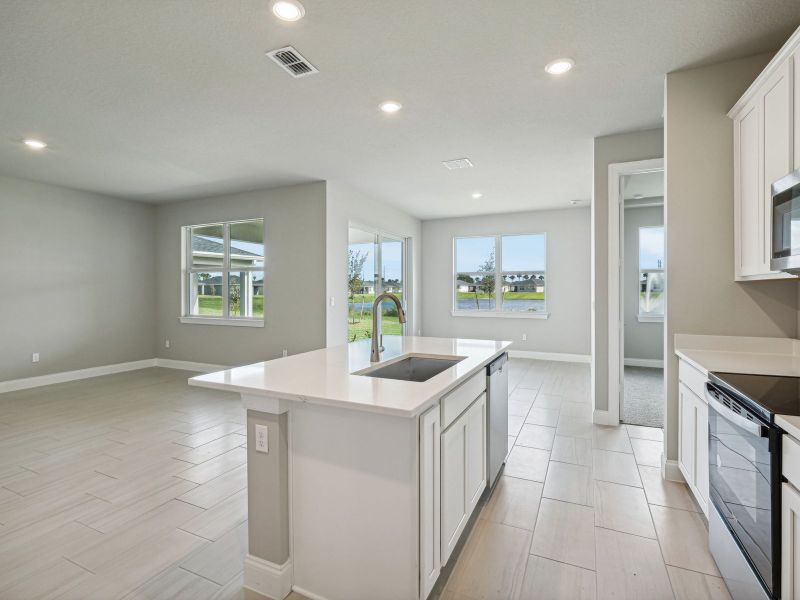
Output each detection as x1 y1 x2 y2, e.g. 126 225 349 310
179 316 265 328
450 310 550 320
637 314 664 323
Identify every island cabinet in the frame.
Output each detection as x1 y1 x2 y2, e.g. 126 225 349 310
730 27 798 281
420 375 487 599
677 359 709 515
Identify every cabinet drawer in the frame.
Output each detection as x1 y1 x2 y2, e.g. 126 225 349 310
441 370 486 430
784 434 800 489
679 359 707 402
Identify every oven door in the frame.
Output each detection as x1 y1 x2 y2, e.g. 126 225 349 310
707 383 778 598
771 169 800 273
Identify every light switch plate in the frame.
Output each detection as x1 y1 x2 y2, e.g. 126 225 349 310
255 424 269 453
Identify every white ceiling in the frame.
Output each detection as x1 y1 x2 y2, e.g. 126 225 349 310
1 1 799 219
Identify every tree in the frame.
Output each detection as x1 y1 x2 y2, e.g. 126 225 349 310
348 249 369 325
474 248 495 308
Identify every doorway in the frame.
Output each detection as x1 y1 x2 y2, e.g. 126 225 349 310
607 160 665 430
347 226 407 343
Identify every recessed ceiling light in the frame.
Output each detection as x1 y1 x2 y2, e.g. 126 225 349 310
23 139 47 150
570 199 580 205
633 193 644 200
272 0 305 21
544 58 575 75
379 101 402 114
472 192 483 199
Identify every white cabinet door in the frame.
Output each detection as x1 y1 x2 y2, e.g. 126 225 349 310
762 58 794 273
419 405 440 600
783 482 800 600
695 395 709 516
441 413 466 566
735 98 762 278
678 383 695 488
465 393 487 514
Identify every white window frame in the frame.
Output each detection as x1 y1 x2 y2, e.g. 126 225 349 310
346 223 409 342
451 233 549 319
637 225 665 323
180 218 265 327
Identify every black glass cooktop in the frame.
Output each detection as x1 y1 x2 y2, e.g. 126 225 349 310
711 371 800 419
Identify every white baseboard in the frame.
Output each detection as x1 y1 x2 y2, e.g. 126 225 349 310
508 350 591 363
291 586 329 600
0 357 229 394
593 409 618 426
624 358 664 368
663 458 685 483
154 358 228 373
244 554 293 600
0 359 156 394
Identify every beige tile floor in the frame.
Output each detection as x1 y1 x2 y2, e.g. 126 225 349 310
437 357 730 600
0 360 727 600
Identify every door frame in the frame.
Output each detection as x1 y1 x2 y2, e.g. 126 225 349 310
607 158 664 425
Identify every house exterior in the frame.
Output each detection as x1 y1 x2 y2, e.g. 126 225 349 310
502 276 544 293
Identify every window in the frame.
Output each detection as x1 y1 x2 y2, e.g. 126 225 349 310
347 227 407 342
181 219 264 326
454 233 547 317
638 225 664 322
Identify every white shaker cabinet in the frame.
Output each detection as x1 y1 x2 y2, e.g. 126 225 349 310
441 393 486 566
730 29 798 281
783 434 800 600
419 405 441 600
677 360 709 516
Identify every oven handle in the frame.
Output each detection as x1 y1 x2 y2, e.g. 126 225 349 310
705 386 767 438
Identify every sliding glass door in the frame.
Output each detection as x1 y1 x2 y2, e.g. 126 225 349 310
347 227 407 342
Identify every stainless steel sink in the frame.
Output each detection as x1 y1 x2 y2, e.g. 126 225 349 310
356 354 465 382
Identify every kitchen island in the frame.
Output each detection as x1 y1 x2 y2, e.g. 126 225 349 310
190 336 511 600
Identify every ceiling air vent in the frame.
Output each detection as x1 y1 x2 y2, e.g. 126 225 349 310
442 158 474 170
266 46 319 78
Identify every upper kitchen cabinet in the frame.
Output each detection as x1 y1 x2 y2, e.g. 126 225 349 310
730 28 799 281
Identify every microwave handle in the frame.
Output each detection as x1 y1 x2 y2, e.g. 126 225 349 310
705 385 766 438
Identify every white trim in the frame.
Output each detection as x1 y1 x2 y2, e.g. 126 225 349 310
663 458 685 483
608 158 665 429
508 350 590 363
291 586 330 600
0 359 156 394
451 310 549 319
593 409 617 426
179 316 264 327
623 358 664 368
154 358 228 373
637 314 664 323
243 554 293 600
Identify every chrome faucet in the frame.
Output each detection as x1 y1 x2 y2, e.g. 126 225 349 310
370 292 407 362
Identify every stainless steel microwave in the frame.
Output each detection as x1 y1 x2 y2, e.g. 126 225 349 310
771 168 800 273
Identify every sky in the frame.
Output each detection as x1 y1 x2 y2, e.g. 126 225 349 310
639 226 664 269
348 239 403 281
456 234 545 273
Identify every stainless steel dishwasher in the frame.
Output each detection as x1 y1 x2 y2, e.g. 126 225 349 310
486 352 509 488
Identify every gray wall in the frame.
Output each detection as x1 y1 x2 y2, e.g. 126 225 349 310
0 175 156 381
593 129 664 412
624 203 664 362
325 181 422 345
155 182 327 366
665 53 799 463
421 207 591 355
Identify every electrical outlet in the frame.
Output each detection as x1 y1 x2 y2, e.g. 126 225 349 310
255 424 269 453
329 296 335 307
521 333 527 342
31 352 39 363
282 349 288 357
165 339 170 349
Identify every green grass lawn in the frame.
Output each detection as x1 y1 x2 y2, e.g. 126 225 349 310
197 295 264 318
347 309 401 341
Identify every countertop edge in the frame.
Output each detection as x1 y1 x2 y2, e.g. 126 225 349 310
189 343 511 418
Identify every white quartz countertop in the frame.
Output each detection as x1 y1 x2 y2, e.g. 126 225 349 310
189 336 512 418
674 334 800 439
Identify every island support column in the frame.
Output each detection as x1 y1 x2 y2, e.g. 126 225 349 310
243 398 292 600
